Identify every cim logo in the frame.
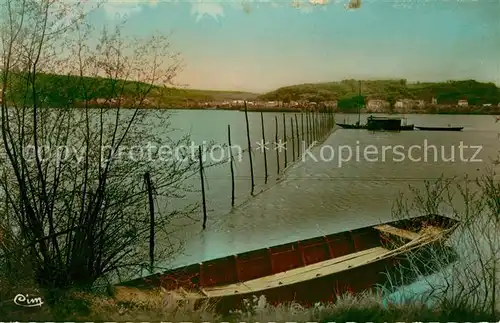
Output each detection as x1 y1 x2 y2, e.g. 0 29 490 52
13 294 44 307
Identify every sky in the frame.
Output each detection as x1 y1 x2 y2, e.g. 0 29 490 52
84 0 499 93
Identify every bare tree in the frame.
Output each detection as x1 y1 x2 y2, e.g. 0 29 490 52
0 0 202 290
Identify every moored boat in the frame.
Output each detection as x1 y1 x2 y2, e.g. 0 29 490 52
415 126 464 131
366 115 403 131
117 214 458 312
337 81 364 129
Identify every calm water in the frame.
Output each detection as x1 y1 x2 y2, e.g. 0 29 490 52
158 111 500 268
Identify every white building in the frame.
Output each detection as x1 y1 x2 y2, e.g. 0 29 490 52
367 99 389 112
431 97 438 105
394 99 424 110
323 100 338 108
265 101 278 107
458 100 468 107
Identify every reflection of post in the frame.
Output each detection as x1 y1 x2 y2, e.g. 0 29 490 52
244 101 255 195
260 112 268 184
227 125 235 207
198 146 207 229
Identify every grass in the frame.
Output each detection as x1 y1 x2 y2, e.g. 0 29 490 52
0 286 497 321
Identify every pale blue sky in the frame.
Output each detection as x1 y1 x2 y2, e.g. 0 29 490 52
88 0 499 93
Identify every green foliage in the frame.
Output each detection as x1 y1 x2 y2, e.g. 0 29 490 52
259 79 500 106
338 95 364 111
5 72 258 107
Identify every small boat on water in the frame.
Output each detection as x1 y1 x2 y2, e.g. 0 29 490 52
338 81 364 129
117 214 458 312
415 126 464 132
366 116 415 131
339 117 414 131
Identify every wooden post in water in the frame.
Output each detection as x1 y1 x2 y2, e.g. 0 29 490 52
310 111 314 144
323 110 326 137
318 110 321 139
290 117 295 162
323 111 326 137
244 101 255 195
260 112 268 184
310 110 314 142
328 107 331 129
227 125 235 207
144 171 155 272
306 111 311 147
317 111 320 140
282 113 287 169
301 113 305 149
198 146 207 230
294 114 300 158
275 116 280 175
315 110 318 141
309 110 313 144
319 111 322 139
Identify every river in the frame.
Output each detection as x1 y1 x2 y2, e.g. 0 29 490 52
159 111 499 267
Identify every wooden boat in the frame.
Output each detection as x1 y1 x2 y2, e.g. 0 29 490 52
415 126 464 132
118 214 458 312
366 115 403 131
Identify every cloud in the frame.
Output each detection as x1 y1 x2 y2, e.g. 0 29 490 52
190 1 225 22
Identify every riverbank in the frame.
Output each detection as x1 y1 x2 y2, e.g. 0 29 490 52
75 102 500 115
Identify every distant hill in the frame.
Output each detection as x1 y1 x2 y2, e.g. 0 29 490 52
5 72 259 107
258 79 500 107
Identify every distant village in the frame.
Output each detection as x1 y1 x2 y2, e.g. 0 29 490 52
191 97 500 113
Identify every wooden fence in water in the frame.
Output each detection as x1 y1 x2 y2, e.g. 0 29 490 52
145 102 336 268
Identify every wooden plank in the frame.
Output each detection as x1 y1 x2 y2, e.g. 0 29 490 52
374 224 420 240
200 246 389 297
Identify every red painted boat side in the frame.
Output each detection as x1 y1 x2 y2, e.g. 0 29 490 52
121 214 458 311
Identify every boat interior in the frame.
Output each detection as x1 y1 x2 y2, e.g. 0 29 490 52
122 215 457 299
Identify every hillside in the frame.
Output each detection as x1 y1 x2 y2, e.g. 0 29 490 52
5 72 258 107
258 79 500 107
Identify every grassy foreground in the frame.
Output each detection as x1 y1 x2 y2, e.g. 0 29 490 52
0 285 497 321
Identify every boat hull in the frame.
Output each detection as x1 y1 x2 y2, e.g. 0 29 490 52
203 256 395 312
415 126 463 131
337 123 366 129
400 124 415 131
118 215 458 313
